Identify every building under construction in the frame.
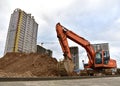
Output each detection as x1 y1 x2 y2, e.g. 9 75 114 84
37 45 52 57
4 8 38 54
70 46 79 70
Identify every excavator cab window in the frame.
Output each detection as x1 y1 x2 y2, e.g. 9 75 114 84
103 51 110 64
95 52 102 64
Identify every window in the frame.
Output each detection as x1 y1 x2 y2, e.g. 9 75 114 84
95 52 102 64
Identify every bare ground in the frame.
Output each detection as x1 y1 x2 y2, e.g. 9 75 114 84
0 53 59 77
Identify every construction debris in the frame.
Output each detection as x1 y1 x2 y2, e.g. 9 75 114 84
0 53 59 77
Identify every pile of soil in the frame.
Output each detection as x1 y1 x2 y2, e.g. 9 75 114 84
0 53 59 77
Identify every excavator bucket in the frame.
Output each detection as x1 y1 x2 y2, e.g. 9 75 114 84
57 58 74 76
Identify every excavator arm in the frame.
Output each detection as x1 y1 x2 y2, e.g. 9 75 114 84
56 23 95 65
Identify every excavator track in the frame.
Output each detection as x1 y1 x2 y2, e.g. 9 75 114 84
57 59 74 76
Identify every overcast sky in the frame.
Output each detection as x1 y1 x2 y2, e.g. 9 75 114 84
0 0 120 68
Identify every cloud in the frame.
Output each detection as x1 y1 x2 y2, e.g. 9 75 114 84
0 0 11 57
0 0 120 67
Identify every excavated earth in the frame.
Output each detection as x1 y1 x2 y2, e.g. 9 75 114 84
0 53 59 77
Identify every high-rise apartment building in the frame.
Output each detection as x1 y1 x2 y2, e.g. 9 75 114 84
4 8 38 54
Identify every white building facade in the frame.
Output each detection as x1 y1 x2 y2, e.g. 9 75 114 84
4 9 38 54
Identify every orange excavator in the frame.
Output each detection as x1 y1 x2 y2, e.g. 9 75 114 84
56 23 117 76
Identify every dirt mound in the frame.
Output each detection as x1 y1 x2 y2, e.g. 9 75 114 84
0 53 59 77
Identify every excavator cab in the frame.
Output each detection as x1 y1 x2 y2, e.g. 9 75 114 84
95 50 110 65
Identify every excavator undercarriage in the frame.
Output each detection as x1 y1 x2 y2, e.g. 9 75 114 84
80 68 117 76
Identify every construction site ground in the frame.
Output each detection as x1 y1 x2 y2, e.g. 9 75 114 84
0 53 59 77
0 77 120 86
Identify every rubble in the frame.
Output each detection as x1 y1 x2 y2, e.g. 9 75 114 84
0 53 59 77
